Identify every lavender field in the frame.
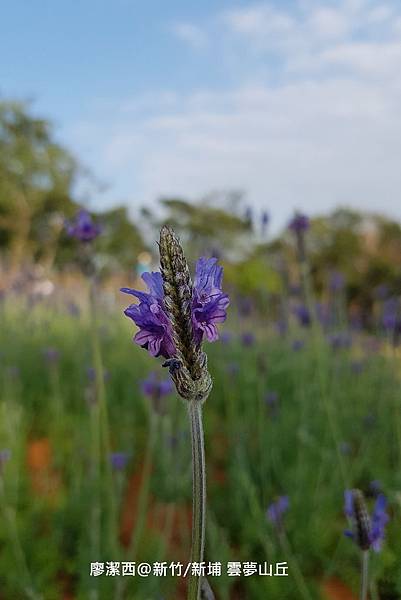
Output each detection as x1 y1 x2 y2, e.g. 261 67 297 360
1 206 401 600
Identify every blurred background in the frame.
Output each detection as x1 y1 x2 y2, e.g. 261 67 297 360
2 1 401 598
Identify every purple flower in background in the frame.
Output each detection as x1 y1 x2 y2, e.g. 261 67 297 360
265 391 279 417
261 210 270 235
226 362 239 377
382 299 398 331
245 206 253 224
110 452 129 471
66 209 101 243
0 449 11 471
122 258 229 357
350 360 364 374
369 480 382 497
267 496 289 526
241 332 255 347
294 305 311 327
292 339 305 352
316 302 331 328
265 391 279 407
86 367 110 382
289 212 309 233
339 441 351 455
344 489 389 552
220 331 232 344
141 372 173 399
289 212 309 262
42 347 60 366
328 332 352 350
191 258 230 344
374 284 389 301
329 271 345 292
142 372 173 414
237 296 253 317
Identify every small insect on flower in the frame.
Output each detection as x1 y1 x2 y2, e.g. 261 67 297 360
65 209 101 243
266 496 289 527
344 489 389 552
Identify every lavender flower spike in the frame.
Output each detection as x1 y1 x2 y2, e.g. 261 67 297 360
66 209 101 242
344 489 389 552
159 226 214 402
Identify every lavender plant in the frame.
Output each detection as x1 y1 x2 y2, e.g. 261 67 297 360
122 225 229 600
344 489 389 600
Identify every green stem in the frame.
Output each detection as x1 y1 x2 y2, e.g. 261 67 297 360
88 278 118 556
187 401 206 600
360 551 369 600
279 528 313 600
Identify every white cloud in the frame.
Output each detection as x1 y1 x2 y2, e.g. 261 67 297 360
66 1 401 230
170 22 208 50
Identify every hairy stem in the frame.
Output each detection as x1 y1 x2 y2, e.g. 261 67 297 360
360 551 369 600
188 400 206 600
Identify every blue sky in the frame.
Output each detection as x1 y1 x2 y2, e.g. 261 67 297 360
2 0 401 230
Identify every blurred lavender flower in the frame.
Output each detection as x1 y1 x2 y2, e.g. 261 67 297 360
66 209 101 243
122 258 229 357
237 296 253 317
339 442 351 455
110 452 129 471
141 372 174 414
265 391 279 417
291 339 305 352
350 360 364 374
0 449 11 471
267 496 289 526
220 331 232 344
86 367 110 382
369 480 382 497
329 271 345 292
265 391 279 407
261 210 270 236
374 284 389 300
344 489 389 552
67 301 80 317
382 298 398 331
328 332 352 350
275 319 288 337
42 347 60 366
294 305 311 327
316 302 331 329
244 206 253 224
241 332 255 347
226 362 239 377
289 212 309 262
289 213 309 234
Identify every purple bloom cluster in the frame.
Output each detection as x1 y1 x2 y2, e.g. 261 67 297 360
344 490 389 552
121 258 229 358
329 271 345 292
294 304 311 327
110 452 129 471
289 213 309 233
266 496 289 526
66 209 101 243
